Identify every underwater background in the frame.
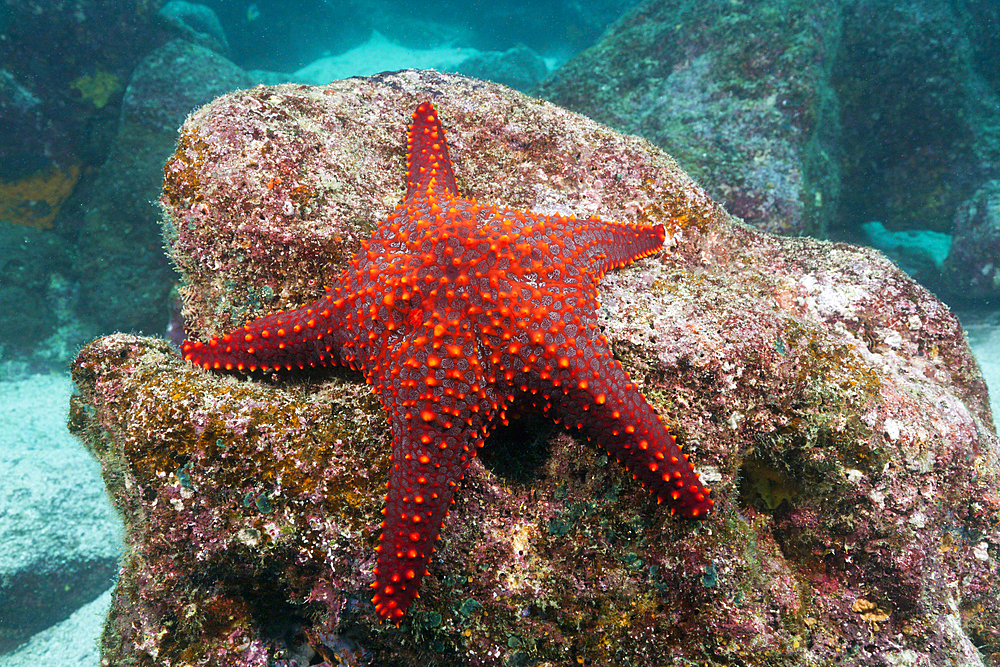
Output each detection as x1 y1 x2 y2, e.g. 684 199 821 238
1 0 999 663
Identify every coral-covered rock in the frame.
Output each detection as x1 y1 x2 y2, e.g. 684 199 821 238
73 71 1000 666
160 71 721 338
73 40 254 335
535 0 843 237
944 180 1000 298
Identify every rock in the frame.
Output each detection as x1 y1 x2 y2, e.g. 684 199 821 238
158 1 230 56
535 0 843 237
454 44 550 92
944 180 1000 299
536 0 1000 248
0 225 70 350
0 374 122 654
74 71 1000 666
0 0 162 176
73 39 255 336
834 0 994 234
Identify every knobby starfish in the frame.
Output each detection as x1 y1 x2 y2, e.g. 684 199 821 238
182 101 713 622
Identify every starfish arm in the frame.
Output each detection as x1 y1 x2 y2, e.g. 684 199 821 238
181 286 352 373
549 354 714 517
506 322 713 518
406 101 458 199
371 409 482 622
570 217 666 279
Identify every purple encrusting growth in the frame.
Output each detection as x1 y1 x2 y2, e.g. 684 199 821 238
70 71 1000 666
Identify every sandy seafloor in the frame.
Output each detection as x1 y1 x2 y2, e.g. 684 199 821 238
0 373 116 666
959 309 1000 423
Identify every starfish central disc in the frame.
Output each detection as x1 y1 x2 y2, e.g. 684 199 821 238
182 101 714 623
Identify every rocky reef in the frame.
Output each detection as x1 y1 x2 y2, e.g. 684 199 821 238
536 0 843 237
944 180 1000 299
535 0 1000 299
72 71 1000 666
73 39 255 336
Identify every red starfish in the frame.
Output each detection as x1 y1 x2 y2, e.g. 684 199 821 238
182 101 713 622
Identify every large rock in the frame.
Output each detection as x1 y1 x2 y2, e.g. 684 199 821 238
944 180 1000 299
454 44 550 92
536 0 1000 254
74 39 254 336
833 0 997 235
0 225 70 351
536 0 844 237
72 71 1000 666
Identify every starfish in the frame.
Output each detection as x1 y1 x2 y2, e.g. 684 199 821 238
182 101 713 622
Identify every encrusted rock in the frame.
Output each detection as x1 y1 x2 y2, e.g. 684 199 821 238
74 39 254 335
535 0 843 237
944 180 1000 298
73 70 1000 666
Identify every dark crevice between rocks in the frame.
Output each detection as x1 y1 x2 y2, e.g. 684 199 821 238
736 454 800 515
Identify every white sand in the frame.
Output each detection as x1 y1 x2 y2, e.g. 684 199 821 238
294 30 475 84
0 372 75 448
0 374 122 571
959 310 1000 422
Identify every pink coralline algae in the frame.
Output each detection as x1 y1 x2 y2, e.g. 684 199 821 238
71 70 1000 666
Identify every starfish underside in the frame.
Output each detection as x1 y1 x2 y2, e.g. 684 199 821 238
182 101 713 622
